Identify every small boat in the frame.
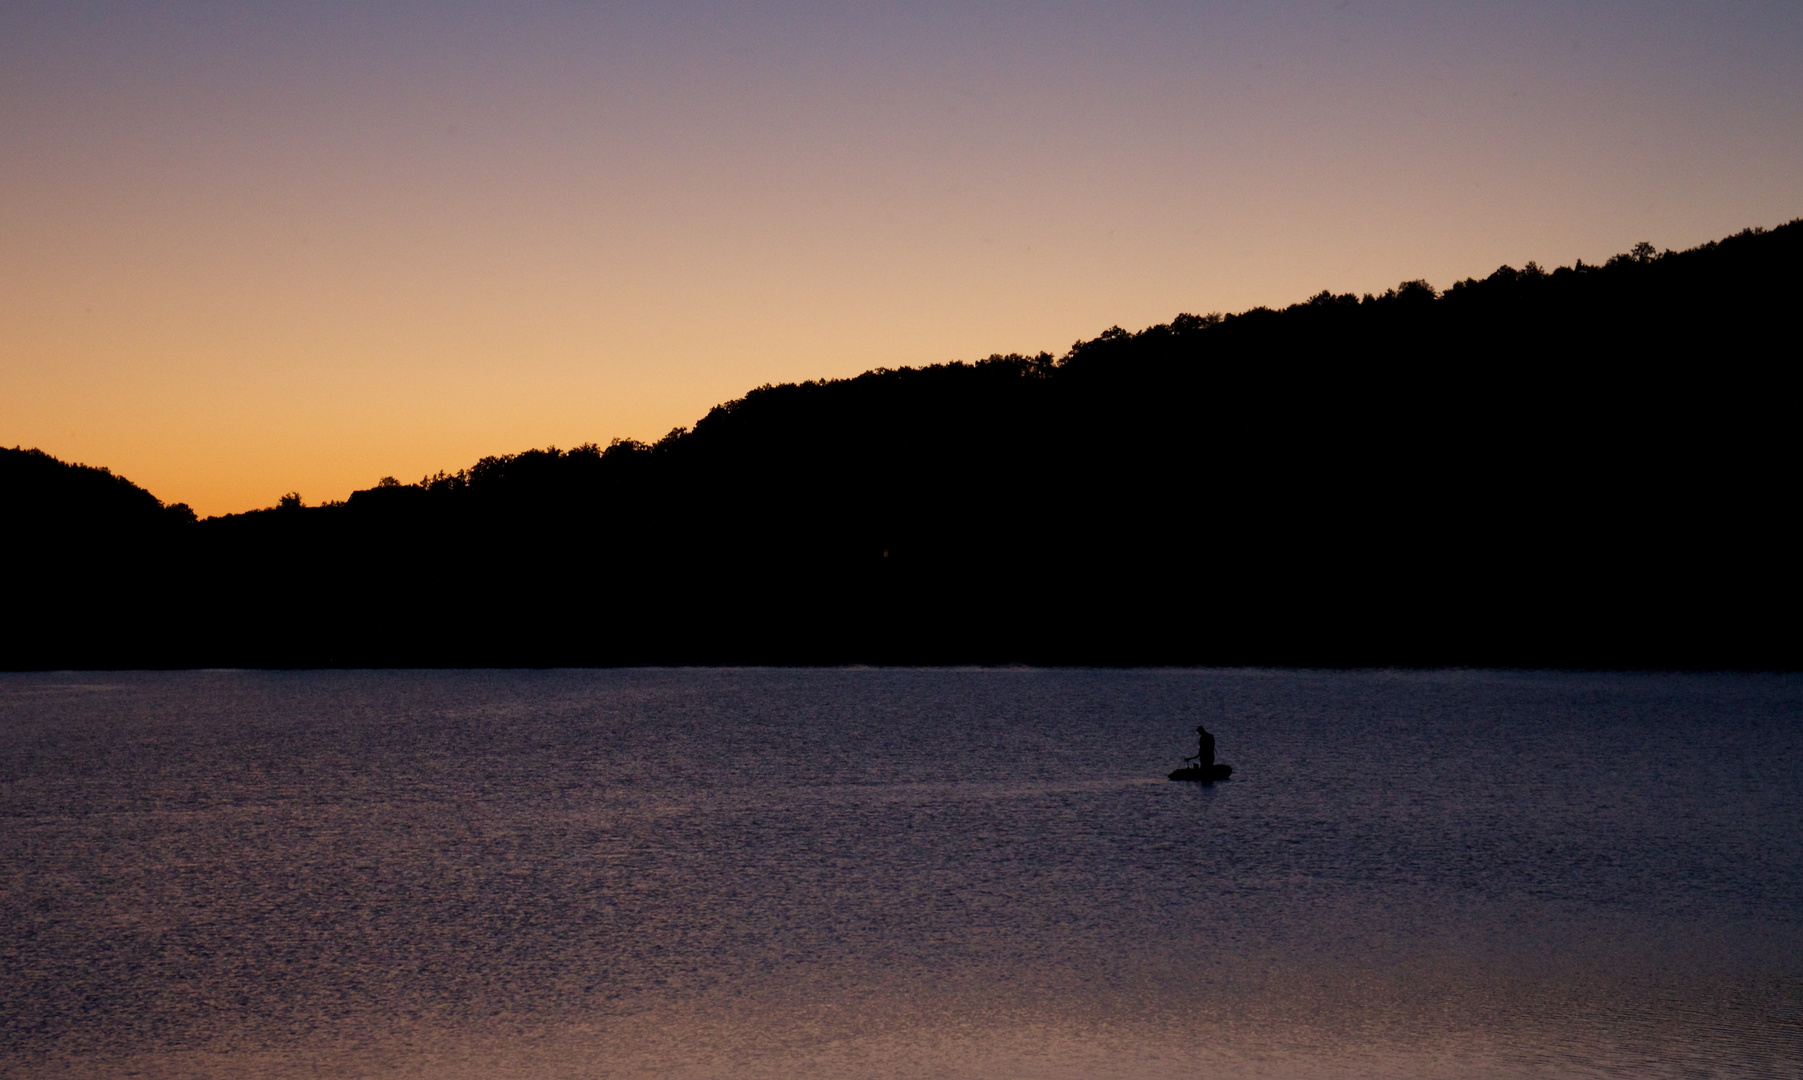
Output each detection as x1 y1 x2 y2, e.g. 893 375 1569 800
1168 763 1233 782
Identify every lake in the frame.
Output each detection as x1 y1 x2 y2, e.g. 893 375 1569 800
2 668 1799 1078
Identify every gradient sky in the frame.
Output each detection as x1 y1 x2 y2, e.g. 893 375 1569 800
4 1 1800 515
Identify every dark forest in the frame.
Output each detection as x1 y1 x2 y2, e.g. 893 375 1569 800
6 220 1799 669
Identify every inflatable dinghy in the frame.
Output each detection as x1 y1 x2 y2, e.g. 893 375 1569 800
1168 763 1233 782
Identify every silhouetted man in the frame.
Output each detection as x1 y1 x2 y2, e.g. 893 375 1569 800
1186 724 1215 767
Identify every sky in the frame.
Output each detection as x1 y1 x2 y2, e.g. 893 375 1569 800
3 2 1800 515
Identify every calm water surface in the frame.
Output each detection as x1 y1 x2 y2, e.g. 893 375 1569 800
1 668 1799 1078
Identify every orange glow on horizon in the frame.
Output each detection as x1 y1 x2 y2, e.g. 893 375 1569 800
4 3 1801 515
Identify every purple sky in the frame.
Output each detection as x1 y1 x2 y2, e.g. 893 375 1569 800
4 1 1800 513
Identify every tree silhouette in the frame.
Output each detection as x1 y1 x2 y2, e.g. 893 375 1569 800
5 218 1800 669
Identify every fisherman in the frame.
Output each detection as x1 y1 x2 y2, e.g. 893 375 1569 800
1185 724 1215 767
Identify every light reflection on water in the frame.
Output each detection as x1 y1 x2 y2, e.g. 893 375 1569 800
1 668 1799 1078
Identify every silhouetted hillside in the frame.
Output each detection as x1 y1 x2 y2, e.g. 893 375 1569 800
3 446 194 532
2 448 196 666
6 220 1800 668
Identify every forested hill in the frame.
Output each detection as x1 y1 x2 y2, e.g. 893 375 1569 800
7 219 1801 669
